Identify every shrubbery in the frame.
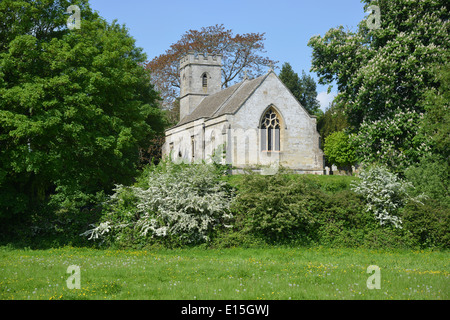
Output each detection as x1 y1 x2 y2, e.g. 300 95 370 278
77 161 448 250
222 170 439 249
404 156 450 208
82 160 234 247
228 172 322 244
350 164 426 229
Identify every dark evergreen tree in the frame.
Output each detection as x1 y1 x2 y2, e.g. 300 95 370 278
279 62 321 115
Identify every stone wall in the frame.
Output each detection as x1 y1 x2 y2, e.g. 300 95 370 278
230 72 323 173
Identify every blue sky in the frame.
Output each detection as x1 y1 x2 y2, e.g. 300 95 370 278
89 0 367 111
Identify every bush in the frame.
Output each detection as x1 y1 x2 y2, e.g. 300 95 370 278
0 190 104 249
361 227 418 250
351 164 426 228
229 171 323 244
315 189 367 247
77 162 448 250
82 160 234 247
404 156 450 208
401 199 450 249
228 170 427 249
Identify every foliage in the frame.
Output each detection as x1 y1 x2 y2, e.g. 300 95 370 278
5 163 448 250
419 60 450 160
308 0 450 128
82 160 234 247
308 0 449 174
80 164 445 250
138 133 166 168
323 131 356 169
316 102 349 144
2 1 448 252
351 164 426 229
312 189 367 247
278 62 321 115
404 156 450 208
401 199 450 249
0 0 166 224
146 24 276 106
229 171 322 244
227 171 432 249
349 108 431 172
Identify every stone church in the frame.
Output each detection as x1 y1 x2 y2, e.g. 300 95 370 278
162 52 324 174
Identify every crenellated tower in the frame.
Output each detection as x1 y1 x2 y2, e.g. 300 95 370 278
179 51 222 120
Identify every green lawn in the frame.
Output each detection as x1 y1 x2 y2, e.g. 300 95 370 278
0 246 448 300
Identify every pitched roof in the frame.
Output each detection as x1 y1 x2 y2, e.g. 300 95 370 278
174 72 270 127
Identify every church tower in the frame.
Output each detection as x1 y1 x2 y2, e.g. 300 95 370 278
179 51 222 120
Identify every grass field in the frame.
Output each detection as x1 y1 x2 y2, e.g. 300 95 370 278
0 246 448 300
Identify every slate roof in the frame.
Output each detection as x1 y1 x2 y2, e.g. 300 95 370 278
174 72 270 127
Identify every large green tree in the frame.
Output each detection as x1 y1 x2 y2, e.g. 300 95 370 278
278 62 321 115
0 0 166 221
420 61 450 161
308 0 449 127
308 0 449 170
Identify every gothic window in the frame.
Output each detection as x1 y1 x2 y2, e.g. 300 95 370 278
261 108 281 152
202 73 208 87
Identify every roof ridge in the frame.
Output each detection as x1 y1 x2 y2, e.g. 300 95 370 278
210 79 248 118
212 73 270 117
227 72 270 116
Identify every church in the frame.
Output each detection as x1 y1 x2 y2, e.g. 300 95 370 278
162 51 324 174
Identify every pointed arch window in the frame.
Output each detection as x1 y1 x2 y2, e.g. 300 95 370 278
261 108 281 152
202 73 208 87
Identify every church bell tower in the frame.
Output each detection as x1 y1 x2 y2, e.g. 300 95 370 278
179 51 222 120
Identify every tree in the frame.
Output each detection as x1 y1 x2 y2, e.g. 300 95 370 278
419 60 450 161
279 62 301 98
323 131 356 171
278 62 321 115
317 101 349 144
308 0 449 128
0 0 166 222
298 70 321 116
308 0 449 173
146 24 276 107
349 106 430 172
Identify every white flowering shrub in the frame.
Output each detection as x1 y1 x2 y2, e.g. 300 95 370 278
133 161 233 243
82 161 234 246
81 222 111 240
351 165 425 228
